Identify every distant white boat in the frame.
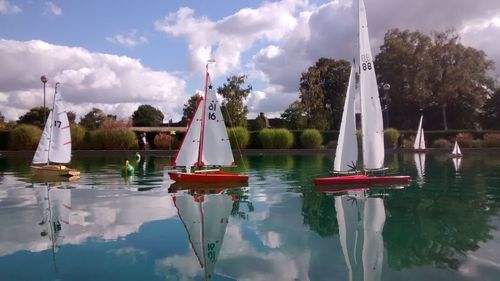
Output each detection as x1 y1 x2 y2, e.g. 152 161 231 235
413 114 426 152
450 140 462 158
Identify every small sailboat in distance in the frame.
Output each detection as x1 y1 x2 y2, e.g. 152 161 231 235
413 114 426 152
450 140 462 158
31 83 80 178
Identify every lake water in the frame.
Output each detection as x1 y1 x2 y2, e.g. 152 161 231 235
1 150 500 281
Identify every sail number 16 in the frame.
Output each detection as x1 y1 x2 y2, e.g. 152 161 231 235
208 102 217 120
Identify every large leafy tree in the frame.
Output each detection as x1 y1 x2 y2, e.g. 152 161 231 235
67 111 77 124
217 75 252 127
479 88 500 129
299 58 351 130
281 101 306 130
132 104 164 127
79 108 107 130
17 106 49 128
182 93 202 122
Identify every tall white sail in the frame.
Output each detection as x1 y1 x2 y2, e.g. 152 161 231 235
358 0 385 170
200 77 235 167
174 100 204 167
334 66 359 172
32 88 71 164
413 115 426 150
452 140 462 156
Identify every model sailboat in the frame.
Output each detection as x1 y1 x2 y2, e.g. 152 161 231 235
450 140 462 158
413 114 426 151
31 83 80 177
314 0 410 186
169 60 248 184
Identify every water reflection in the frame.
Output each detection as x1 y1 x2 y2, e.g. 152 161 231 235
414 153 426 187
168 182 251 280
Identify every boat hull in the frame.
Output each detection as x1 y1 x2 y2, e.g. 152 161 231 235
169 170 248 184
314 175 411 186
31 165 80 177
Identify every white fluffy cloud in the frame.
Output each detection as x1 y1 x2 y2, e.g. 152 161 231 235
0 39 186 121
0 0 21 14
44 1 62 16
106 30 148 48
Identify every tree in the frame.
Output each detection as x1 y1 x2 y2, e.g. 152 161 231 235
132 104 164 127
79 108 107 130
281 101 306 130
217 75 252 127
299 58 351 130
479 88 500 129
17 106 49 128
182 93 202 122
67 111 77 124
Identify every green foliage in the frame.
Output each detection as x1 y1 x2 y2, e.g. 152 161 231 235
227 127 250 149
300 129 323 149
70 125 86 149
218 75 252 127
299 58 351 130
132 104 164 127
17 106 49 128
384 128 400 149
79 108 106 130
67 111 77 124
89 119 137 150
431 138 452 149
281 101 306 130
479 88 500 129
8 124 41 150
182 93 202 121
154 133 179 150
483 133 500 147
258 128 294 149
254 113 270 130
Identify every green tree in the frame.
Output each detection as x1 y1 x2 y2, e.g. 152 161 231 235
217 75 252 127
132 104 164 127
17 106 49 128
479 87 500 129
182 93 202 122
281 101 306 130
79 108 106 130
299 58 350 130
67 111 77 124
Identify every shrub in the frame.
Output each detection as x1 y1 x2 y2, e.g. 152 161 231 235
228 127 250 149
384 128 400 149
431 138 452 149
88 119 137 150
71 125 86 150
456 132 475 148
154 133 179 150
300 129 323 149
483 133 500 147
8 124 41 150
258 128 294 149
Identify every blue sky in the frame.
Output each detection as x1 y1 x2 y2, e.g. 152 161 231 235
1 0 500 122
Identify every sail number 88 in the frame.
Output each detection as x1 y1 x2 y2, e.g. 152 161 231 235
362 62 372 71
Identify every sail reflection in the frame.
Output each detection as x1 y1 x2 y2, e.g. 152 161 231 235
169 182 247 280
414 153 426 187
316 185 405 281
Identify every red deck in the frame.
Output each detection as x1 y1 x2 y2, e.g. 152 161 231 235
313 175 411 186
169 170 249 184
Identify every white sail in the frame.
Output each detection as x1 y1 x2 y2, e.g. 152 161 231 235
201 78 235 167
174 193 233 280
32 88 72 164
413 115 426 150
358 0 385 170
452 140 462 156
174 100 204 167
334 66 359 172
335 191 385 281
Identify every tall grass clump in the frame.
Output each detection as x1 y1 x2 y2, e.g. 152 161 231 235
228 127 250 149
300 129 323 149
258 128 274 149
431 138 452 149
273 129 294 149
89 119 137 150
483 133 500 147
154 133 179 149
71 125 86 149
8 124 41 150
384 128 400 149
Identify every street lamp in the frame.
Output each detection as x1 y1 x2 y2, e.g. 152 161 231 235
382 83 390 128
40 75 48 125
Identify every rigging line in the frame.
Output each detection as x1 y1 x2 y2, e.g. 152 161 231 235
222 105 247 172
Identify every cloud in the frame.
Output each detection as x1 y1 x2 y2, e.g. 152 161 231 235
0 0 21 14
106 30 149 48
44 1 62 16
0 39 186 122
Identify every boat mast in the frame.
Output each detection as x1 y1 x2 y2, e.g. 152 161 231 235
46 83 60 166
198 59 216 167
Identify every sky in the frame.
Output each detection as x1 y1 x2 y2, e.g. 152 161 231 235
1 0 500 123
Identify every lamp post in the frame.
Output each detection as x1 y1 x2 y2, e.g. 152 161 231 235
382 83 390 128
40 75 48 125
